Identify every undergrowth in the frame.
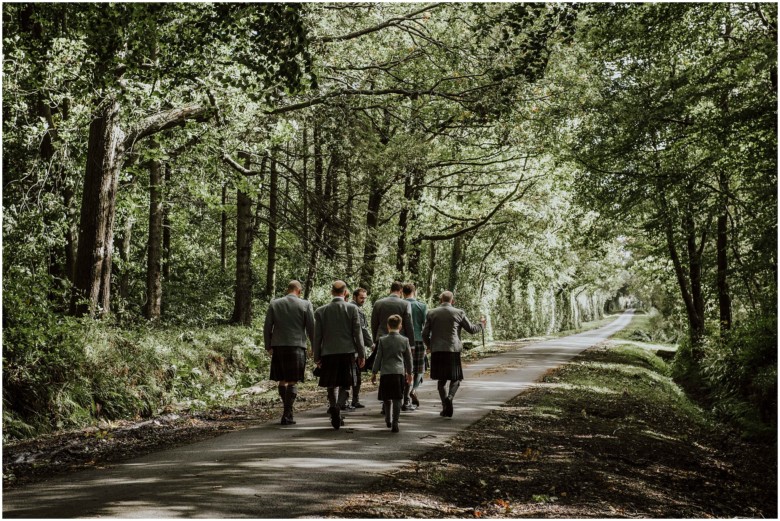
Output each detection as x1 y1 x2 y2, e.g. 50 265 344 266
2 313 278 442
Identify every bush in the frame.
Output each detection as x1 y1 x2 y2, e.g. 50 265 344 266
3 277 273 441
699 315 777 438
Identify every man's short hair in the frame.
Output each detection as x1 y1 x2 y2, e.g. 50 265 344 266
402 283 415 296
331 280 347 295
387 314 402 330
390 280 403 293
354 288 367 299
440 290 454 303
287 280 303 293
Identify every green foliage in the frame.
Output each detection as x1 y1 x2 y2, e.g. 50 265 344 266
699 316 777 438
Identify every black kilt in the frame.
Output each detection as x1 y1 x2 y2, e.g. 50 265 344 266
378 374 405 401
318 353 357 388
269 346 306 382
430 351 463 381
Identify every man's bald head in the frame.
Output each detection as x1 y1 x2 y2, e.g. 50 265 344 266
331 280 347 296
287 280 303 295
440 291 454 303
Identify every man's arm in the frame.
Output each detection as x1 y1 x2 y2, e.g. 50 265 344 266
305 302 315 345
460 311 483 335
313 310 323 363
351 307 366 360
403 302 415 340
370 301 380 342
421 311 432 349
263 305 274 350
359 308 373 348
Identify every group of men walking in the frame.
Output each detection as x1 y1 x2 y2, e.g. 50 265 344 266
263 279 485 430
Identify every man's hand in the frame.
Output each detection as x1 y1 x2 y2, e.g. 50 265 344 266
316 360 322 368
406 373 412 384
358 357 365 369
268 348 273 356
480 315 487 326
371 373 377 385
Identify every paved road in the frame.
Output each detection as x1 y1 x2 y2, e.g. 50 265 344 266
3 311 634 518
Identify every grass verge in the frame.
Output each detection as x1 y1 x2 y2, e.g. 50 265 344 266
332 342 776 518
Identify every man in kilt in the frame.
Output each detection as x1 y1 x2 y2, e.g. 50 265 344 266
263 280 315 425
348 287 373 408
313 280 366 430
402 283 427 410
422 291 486 418
370 281 415 414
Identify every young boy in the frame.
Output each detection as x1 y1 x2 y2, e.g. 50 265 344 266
371 314 413 432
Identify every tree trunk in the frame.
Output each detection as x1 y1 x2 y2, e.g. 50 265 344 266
358 178 383 294
425 240 436 300
117 215 134 302
396 171 413 278
448 236 463 293
231 151 254 325
301 123 309 255
304 123 325 299
264 150 279 300
144 146 163 320
220 183 227 271
71 100 124 317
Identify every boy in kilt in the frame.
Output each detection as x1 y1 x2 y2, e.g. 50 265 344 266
371 314 413 433
313 280 366 430
422 291 486 418
263 280 315 425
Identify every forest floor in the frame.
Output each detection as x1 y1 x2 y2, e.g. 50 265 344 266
329 342 777 518
2 328 548 490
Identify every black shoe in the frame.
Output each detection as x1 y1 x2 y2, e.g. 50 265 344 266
407 403 417 411
401 403 408 411
444 397 453 417
328 406 341 429
386 420 392 428
391 421 399 433
284 415 296 425
281 416 289 425
410 391 420 407
341 403 355 411
352 402 365 409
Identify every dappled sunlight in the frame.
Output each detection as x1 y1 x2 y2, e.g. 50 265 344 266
4 309 635 518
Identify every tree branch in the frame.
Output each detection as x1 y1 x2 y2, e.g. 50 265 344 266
315 4 442 43
124 104 213 149
413 179 532 244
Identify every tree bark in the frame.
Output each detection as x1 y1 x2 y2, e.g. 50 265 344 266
716 180 732 334
220 183 227 271
71 99 124 317
264 150 279 300
231 152 254 325
117 215 134 302
301 123 309 254
425 240 436 299
162 163 171 282
358 177 383 294
396 171 413 278
304 122 325 299
144 145 163 320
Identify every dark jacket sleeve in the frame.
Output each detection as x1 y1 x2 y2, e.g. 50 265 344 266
313 309 323 362
370 303 379 345
359 308 373 348
403 301 415 341
351 306 366 359
263 304 274 350
422 310 433 349
372 338 382 374
402 338 412 375
305 301 315 345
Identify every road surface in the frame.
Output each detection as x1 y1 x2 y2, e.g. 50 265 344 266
3 311 634 518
